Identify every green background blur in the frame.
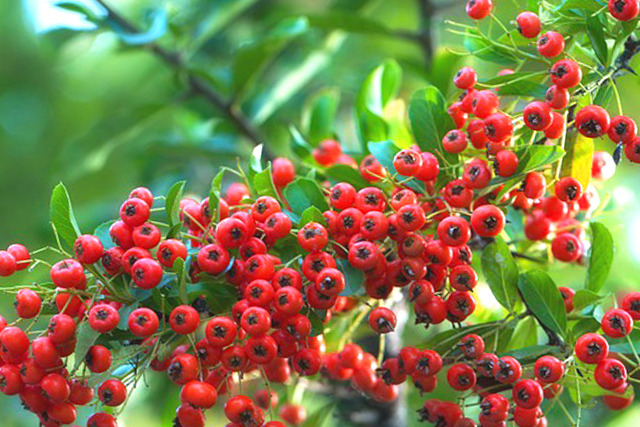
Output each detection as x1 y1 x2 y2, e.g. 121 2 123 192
3 0 640 425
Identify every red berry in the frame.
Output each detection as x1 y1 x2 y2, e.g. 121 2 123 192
128 307 159 337
98 379 127 406
369 307 397 334
443 130 468 153
516 12 541 38
609 0 640 21
393 149 423 175
550 59 582 88
595 358 627 390
447 363 476 391
169 305 200 335
551 232 581 262
454 67 477 89
523 101 552 131
601 308 634 338
471 205 505 237
272 157 295 187
555 177 583 202
608 115 637 143
575 105 610 138
313 139 342 165
575 333 609 364
512 379 544 409
7 244 30 271
88 304 120 333
466 0 493 20
537 31 565 57
534 356 565 383
120 197 150 227
545 85 570 110
494 150 519 177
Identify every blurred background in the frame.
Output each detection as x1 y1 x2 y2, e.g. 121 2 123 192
3 0 640 425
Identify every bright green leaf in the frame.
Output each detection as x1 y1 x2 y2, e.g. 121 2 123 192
481 237 520 313
166 181 186 228
586 222 614 292
560 129 593 191
50 183 81 250
283 178 329 216
518 270 568 338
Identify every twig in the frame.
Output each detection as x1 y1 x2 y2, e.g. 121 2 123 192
94 0 266 150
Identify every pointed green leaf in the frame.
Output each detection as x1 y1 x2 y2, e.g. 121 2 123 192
586 222 614 292
166 181 186 228
283 178 329 216
481 237 520 313
518 270 567 337
50 183 82 250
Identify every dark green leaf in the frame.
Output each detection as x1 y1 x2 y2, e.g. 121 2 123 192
209 169 226 220
586 15 609 66
586 222 614 292
572 289 604 311
518 270 568 337
50 183 81 249
304 308 326 336
324 164 369 189
337 258 365 296
166 181 186 228
500 344 560 361
283 178 329 216
173 258 188 305
481 237 520 313
299 206 327 227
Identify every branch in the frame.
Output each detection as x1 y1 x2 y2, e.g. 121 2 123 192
94 0 265 150
416 0 435 63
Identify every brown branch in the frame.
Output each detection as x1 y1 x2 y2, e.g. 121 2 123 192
94 0 265 149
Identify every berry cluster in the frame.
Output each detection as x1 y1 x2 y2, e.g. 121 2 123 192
2 1 640 427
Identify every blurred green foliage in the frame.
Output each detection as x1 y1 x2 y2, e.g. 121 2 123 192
3 0 640 425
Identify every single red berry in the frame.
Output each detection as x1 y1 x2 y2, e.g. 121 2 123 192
494 150 519 177
622 292 640 320
608 115 637 143
98 379 127 406
459 334 485 359
180 380 217 409
550 59 582 89
592 150 616 180
169 305 200 335
88 304 120 333
544 111 565 139
449 265 478 292
516 12 541 38
537 31 565 57
454 67 477 89
558 286 576 312
15 289 41 319
50 259 86 289
85 345 112 373
575 105 610 138
131 258 163 289
466 0 493 20
534 356 565 383
472 90 499 118
272 157 295 187
369 307 397 334
551 232 582 262
512 379 544 409
297 222 329 252
443 130 468 154
555 177 583 202
575 333 609 364
545 85 570 110
484 113 513 142
415 152 440 181
495 356 522 383
523 101 552 131
197 244 230 275
447 363 476 391
393 149 423 175
313 139 342 165
437 216 471 247
119 197 150 227
601 308 634 338
471 205 505 237
609 0 640 21
595 358 627 390
128 307 159 337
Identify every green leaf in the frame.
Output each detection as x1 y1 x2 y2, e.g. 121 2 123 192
586 15 609 66
305 12 393 36
586 222 614 292
356 60 402 148
283 178 329 217
572 289 604 311
556 0 605 14
165 181 186 228
299 206 327 227
94 220 116 250
479 71 548 99
500 344 560 361
518 270 568 338
481 237 520 313
173 258 188 305
506 316 538 351
301 402 336 427
337 258 365 297
560 129 593 191
253 167 279 200
304 308 326 337
491 145 565 192
209 169 226 222
73 322 100 370
302 88 341 145
232 17 308 99
50 183 81 250
289 125 314 162
324 164 369 189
